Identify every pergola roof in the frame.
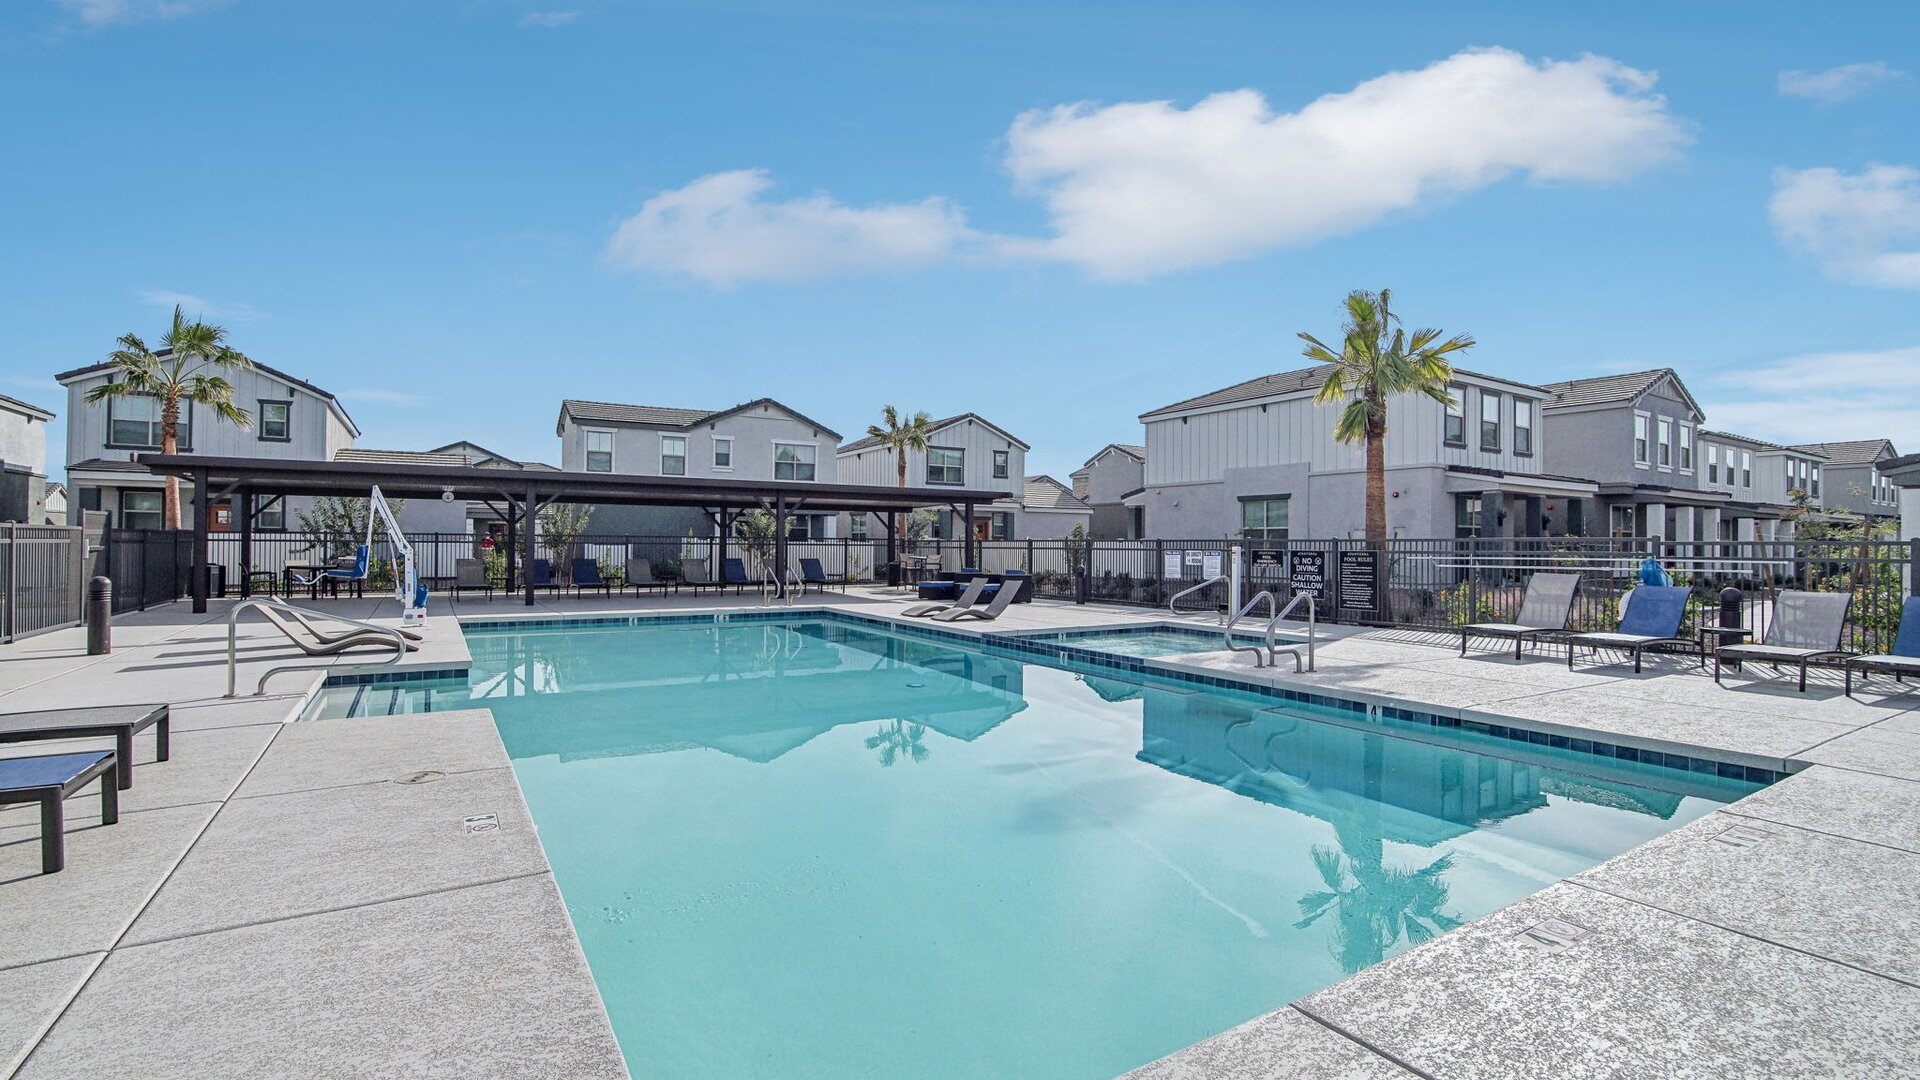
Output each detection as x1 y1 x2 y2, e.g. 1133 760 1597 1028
136 453 1007 514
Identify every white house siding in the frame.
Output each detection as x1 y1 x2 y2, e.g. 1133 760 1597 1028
1903 488 1920 542
1074 447 1145 539
837 418 1024 500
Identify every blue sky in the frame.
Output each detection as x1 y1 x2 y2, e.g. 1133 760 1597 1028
4 0 1917 483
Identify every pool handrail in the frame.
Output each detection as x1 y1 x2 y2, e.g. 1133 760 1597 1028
1265 592 1316 672
1169 575 1231 625
1224 591 1275 665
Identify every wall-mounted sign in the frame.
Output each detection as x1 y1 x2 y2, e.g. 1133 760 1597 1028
1201 552 1224 578
1163 550 1183 579
1250 548 1282 567
1338 549 1381 613
1288 550 1328 602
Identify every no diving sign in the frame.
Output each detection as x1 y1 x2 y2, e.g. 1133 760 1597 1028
463 813 500 836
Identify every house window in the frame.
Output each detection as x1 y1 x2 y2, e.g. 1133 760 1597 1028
926 446 964 485
1455 495 1484 538
1656 418 1673 468
785 514 828 541
1443 385 1466 447
583 430 614 472
1678 426 1693 471
1741 451 1752 487
257 400 291 442
119 490 164 531
972 512 1013 541
253 494 286 531
1129 505 1145 539
1241 497 1289 542
107 395 190 450
1479 391 1501 452
1633 414 1650 465
849 515 869 540
1810 464 1821 499
774 442 817 481
1513 399 1533 456
712 437 733 470
1609 504 1636 538
992 450 1009 479
1707 445 1720 484
660 435 687 476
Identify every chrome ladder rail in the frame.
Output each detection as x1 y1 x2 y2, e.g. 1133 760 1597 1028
1169 575 1231 625
227 597 408 698
1223 590 1276 665
1263 592 1317 672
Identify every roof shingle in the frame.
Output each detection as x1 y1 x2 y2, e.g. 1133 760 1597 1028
1141 364 1546 420
1788 439 1897 466
1022 475 1091 511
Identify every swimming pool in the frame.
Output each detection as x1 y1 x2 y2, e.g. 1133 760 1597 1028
360 614 1760 1078
1023 624 1275 658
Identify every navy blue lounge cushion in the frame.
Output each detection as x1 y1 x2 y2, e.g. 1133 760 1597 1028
0 751 114 791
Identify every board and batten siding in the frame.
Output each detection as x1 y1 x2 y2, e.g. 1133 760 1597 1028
1143 377 1546 487
62 366 352 467
560 405 839 484
837 419 1024 500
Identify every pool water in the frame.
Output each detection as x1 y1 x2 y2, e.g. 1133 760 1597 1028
431 617 1756 1078
1027 625 1275 658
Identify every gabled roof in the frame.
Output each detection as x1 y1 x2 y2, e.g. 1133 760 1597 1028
334 448 473 468
1140 364 1546 421
1789 439 1898 466
426 440 558 471
555 397 841 440
1700 430 1824 457
1021 475 1091 511
0 393 54 422
839 412 1031 454
1539 368 1703 419
1077 443 1146 470
55 351 360 438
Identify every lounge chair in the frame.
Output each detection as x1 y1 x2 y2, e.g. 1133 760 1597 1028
452 558 493 602
0 704 169 790
625 558 672 595
1713 590 1852 692
1 750 120 873
523 558 558 593
679 558 723 593
904 577 988 618
930 576 1025 623
1460 572 1580 659
1844 596 1920 698
1565 586 1692 672
798 558 839 594
282 606 423 645
721 557 753 593
571 558 611 597
257 605 418 655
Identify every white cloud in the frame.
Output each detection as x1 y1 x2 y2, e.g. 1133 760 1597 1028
1777 62 1906 103
1000 47 1689 278
57 0 231 26
1770 165 1920 290
518 10 580 28
1706 345 1920 450
138 289 264 322
604 169 975 287
340 388 424 406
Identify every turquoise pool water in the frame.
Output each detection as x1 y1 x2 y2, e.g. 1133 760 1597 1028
441 616 1753 1078
1027 626 1271 658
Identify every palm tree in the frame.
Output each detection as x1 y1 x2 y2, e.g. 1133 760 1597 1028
86 305 254 529
1299 290 1473 542
864 405 933 546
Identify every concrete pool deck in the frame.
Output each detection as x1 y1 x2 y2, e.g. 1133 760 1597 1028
2 589 1917 1077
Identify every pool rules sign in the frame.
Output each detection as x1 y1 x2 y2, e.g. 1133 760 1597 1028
1337 549 1382 618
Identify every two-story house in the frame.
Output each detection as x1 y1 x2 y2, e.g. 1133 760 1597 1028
835 413 1029 541
555 397 842 537
1540 369 1740 542
1791 439 1901 524
1125 365 1592 541
0 393 55 523
1019 475 1093 539
1695 431 1827 541
56 356 359 531
1070 443 1145 539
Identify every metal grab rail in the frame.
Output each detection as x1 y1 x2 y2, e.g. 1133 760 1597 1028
1223 591 1275 665
1265 593 1316 672
760 565 803 607
1169 575 1231 624
226 597 408 698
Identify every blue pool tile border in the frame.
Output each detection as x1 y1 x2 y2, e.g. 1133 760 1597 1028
324 666 470 686
444 609 1786 786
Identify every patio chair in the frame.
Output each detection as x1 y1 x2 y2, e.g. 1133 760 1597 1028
904 577 988 618
679 558 723 593
1844 596 1920 698
930 576 1025 623
0 750 120 873
0 704 168 790
1460 572 1581 659
1565 586 1692 673
798 558 840 594
257 605 418 656
721 557 753 593
452 558 493 601
625 558 672 595
523 558 557 593
1713 591 1853 692
571 558 611 597
283 606 423 645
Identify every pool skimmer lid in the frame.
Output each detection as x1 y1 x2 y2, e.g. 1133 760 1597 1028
1517 918 1588 955
1711 824 1771 849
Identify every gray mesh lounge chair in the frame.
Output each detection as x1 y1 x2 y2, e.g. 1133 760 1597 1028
258 605 417 656
930 577 1024 623
1565 586 1692 672
625 558 672 595
452 558 493 601
1844 596 1920 697
1461 572 1580 659
1713 591 1852 692
904 577 988 618
679 558 723 593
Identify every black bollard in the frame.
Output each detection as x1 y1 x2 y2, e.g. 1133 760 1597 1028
87 576 113 655
1718 586 1743 630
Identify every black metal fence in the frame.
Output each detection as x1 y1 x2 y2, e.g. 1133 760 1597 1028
0 523 89 641
104 529 197 614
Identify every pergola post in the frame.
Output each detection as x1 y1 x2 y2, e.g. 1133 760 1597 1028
962 500 976 569
190 467 210 613
238 486 254 598
715 508 729 573
501 499 520 597
522 483 539 607
884 514 898 587
773 494 789 598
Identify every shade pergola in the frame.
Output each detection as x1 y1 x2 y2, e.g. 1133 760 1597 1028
138 454 1009 610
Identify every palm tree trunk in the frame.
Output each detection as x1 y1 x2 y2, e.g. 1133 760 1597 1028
894 448 907 547
161 393 183 530
1365 398 1388 543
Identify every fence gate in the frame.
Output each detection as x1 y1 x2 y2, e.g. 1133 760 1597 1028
0 523 88 643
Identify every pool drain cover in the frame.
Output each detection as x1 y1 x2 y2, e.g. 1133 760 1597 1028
397 770 445 785
1517 918 1588 955
463 813 500 835
1711 824 1771 849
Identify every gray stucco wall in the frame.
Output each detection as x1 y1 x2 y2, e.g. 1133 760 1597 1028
0 411 49 475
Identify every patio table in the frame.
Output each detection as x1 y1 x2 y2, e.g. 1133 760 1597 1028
1695 624 1752 669
0 751 119 873
0 704 168 790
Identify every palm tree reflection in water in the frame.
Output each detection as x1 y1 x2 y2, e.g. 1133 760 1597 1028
867 720 930 767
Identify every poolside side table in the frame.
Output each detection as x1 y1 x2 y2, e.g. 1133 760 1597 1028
0 751 119 873
0 704 169 790
1695 624 1752 669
